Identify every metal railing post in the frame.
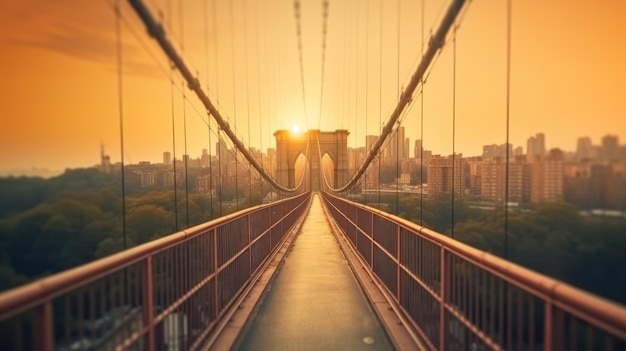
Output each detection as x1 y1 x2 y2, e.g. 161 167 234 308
544 301 553 351
439 247 449 351
143 257 155 351
212 228 219 318
33 301 54 351
396 224 401 303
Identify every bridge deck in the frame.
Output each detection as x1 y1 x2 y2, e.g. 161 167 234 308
234 194 394 350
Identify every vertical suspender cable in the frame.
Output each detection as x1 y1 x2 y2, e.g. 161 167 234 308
114 0 128 250
293 0 309 129
218 129 223 216
504 0 512 259
364 0 370 205
244 0 253 207
179 0 190 228
318 0 329 131
231 0 239 211
255 1 264 203
395 0 400 215
182 81 190 227
212 0 223 216
419 0 425 226
354 0 359 198
378 0 383 207
203 0 214 219
451 22 457 238
170 69 178 230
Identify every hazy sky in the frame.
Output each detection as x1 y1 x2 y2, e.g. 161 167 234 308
0 0 625 174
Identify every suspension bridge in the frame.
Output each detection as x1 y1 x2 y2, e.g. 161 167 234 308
0 0 625 350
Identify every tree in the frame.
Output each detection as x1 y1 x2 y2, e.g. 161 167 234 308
126 205 174 243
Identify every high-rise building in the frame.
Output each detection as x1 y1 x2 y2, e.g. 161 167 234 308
201 148 211 168
414 139 423 160
386 126 406 164
575 137 593 160
427 154 465 198
530 148 563 203
482 143 513 159
601 134 619 162
404 137 410 160
479 156 528 203
526 133 546 162
163 151 172 166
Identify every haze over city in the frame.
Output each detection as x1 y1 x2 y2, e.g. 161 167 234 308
1 0 625 176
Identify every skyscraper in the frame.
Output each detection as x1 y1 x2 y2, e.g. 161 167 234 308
530 148 563 203
163 151 171 166
576 137 593 160
526 133 546 162
601 134 619 162
414 139 423 160
427 154 465 198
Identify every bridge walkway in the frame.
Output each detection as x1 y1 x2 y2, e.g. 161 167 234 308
234 193 394 350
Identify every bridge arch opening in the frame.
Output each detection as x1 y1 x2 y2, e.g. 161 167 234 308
321 152 335 190
275 129 349 191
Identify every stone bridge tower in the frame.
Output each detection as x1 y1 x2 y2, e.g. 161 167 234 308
274 129 349 191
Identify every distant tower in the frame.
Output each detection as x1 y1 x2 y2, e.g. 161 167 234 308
163 151 172 166
414 139 423 160
100 143 111 173
601 134 619 162
576 137 593 160
526 133 546 162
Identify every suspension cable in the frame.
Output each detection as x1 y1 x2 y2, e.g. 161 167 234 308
419 0 425 225
127 0 302 194
504 0 512 259
244 0 252 207
230 0 239 210
293 0 309 129
203 0 214 219
114 0 128 249
364 0 370 204
328 0 468 193
182 80 190 228
170 66 179 231
451 21 457 238
318 0 329 130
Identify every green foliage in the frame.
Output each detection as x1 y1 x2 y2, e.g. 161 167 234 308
362 194 626 306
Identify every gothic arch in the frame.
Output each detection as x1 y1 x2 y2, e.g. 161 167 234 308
274 129 349 191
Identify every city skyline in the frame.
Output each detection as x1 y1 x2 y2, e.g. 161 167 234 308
1 0 625 175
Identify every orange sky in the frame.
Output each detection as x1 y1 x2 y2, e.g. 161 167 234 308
0 0 625 175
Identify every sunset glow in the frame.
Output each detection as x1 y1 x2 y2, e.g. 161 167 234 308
0 0 624 175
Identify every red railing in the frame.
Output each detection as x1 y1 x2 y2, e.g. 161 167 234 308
321 191 626 351
0 192 310 351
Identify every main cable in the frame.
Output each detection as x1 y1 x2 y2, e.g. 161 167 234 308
128 0 302 194
327 0 468 193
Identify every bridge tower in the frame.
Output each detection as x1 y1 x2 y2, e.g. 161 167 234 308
275 129 349 191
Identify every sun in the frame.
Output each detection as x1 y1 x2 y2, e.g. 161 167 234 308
291 124 301 135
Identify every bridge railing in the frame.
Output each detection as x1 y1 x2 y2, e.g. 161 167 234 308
321 192 626 351
0 192 310 351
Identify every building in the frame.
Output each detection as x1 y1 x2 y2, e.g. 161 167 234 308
427 154 465 198
475 156 528 203
530 148 563 203
414 139 423 160
600 134 619 162
526 133 546 163
163 151 172 166
575 137 594 160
